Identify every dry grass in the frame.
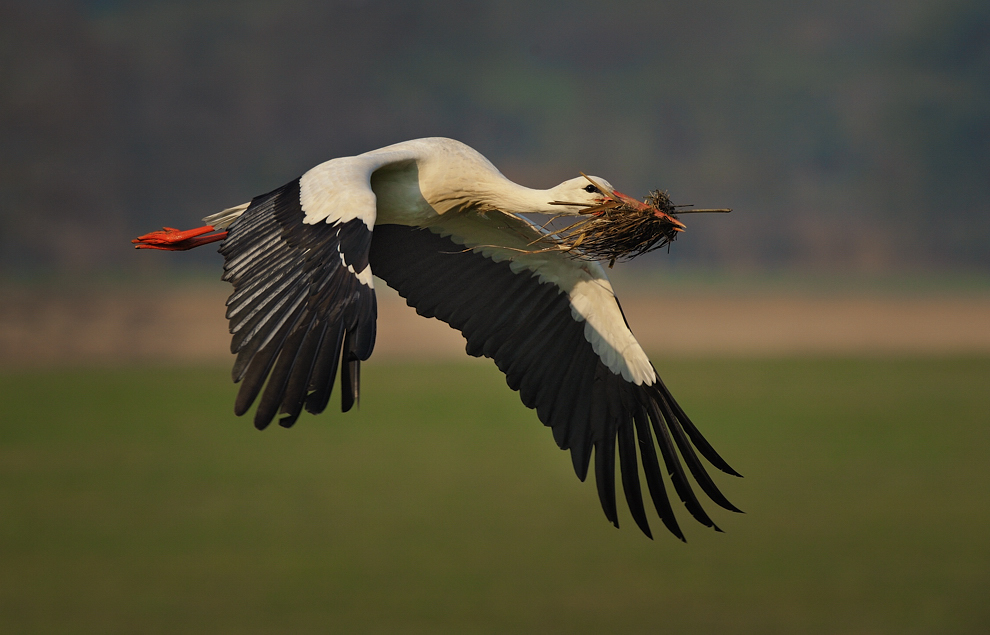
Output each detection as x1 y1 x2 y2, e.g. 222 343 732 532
541 189 688 265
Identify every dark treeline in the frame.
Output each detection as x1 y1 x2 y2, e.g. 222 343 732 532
1 0 987 275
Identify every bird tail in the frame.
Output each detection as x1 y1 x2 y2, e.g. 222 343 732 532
203 202 250 230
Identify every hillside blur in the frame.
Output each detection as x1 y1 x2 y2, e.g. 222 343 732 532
1 0 988 276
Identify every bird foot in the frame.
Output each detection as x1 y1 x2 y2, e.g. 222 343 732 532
132 225 228 250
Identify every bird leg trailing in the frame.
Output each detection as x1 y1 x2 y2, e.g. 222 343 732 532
132 225 228 251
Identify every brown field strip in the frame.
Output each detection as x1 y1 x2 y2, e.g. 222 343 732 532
2 284 988 367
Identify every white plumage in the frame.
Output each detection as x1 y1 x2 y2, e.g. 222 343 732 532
134 137 741 540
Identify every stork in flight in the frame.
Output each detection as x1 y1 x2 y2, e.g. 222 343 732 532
133 137 741 540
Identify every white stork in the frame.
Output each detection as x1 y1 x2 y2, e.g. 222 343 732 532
133 137 741 540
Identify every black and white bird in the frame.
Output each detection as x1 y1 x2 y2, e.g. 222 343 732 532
133 137 741 540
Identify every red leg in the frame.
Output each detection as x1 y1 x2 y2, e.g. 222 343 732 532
132 225 228 251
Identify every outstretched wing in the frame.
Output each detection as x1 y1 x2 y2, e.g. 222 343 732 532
217 148 418 430
369 211 742 539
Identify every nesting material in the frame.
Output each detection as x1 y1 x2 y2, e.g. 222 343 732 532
539 176 729 266
548 191 681 265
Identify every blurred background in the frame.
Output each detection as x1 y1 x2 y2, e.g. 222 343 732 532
2 0 989 275
1 1 989 633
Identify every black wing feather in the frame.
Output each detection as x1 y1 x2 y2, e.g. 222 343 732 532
217 196 738 539
219 178 377 430
632 406 684 540
648 397 720 531
277 318 329 427
368 223 740 539
304 322 346 415
617 417 652 538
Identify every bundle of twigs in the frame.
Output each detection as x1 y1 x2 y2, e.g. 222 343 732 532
542 176 730 266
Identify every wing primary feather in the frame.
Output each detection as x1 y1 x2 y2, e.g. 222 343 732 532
227 255 307 318
229 286 308 359
228 273 303 340
647 398 720 531
305 321 346 414
659 388 743 513
350 290 377 361
227 260 307 335
591 378 618 527
364 222 734 539
594 437 619 528
255 317 311 429
218 176 378 433
309 266 353 319
219 212 271 255
234 303 305 425
631 406 684 540
655 373 742 477
340 357 359 413
617 418 653 538
278 319 330 428
224 228 283 279
565 361 598 481
230 288 308 381
339 328 360 413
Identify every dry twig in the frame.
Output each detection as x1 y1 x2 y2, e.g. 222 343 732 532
540 175 730 266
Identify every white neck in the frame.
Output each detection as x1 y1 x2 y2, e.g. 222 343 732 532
479 179 561 215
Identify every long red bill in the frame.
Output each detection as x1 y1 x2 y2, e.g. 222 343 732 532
613 190 686 229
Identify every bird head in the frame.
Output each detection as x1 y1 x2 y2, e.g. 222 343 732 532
545 175 618 215
548 175 684 227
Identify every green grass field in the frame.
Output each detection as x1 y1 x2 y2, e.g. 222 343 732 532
1 358 988 633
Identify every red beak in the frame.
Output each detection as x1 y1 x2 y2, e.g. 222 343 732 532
612 190 686 230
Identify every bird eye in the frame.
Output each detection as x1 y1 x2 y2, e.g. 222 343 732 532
584 184 601 194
